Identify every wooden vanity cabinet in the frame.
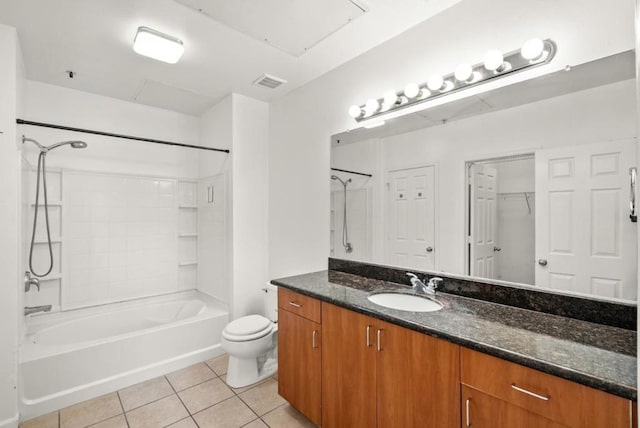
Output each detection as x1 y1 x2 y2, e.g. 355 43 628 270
321 302 460 428
277 289 322 426
460 348 636 428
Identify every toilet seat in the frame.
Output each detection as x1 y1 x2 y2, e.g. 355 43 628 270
223 315 274 342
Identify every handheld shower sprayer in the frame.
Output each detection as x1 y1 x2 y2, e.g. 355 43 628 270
23 136 88 278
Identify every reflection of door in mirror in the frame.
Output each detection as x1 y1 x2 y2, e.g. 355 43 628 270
386 166 436 270
536 140 637 301
469 164 498 279
467 157 536 284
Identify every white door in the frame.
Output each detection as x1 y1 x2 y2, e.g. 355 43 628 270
386 166 436 270
469 164 498 279
535 140 637 300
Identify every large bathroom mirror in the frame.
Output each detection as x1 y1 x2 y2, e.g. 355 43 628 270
330 50 638 303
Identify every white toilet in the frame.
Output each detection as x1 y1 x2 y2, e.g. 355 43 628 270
221 283 278 388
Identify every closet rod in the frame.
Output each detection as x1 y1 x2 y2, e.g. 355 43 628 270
331 167 372 178
16 119 230 153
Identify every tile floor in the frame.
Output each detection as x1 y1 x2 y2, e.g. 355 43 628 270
22 354 316 428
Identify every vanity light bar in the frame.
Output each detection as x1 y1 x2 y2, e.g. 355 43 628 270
349 38 557 123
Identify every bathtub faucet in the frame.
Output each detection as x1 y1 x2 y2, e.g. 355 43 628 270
24 305 52 316
24 271 40 292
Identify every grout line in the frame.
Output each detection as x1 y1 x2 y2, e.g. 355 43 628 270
165 376 192 415
190 395 241 419
115 380 176 413
234 393 262 421
239 418 262 428
115 391 129 428
191 415 201 428
161 416 192 428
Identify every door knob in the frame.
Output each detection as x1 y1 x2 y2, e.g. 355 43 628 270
538 259 548 266
426 247 433 252
493 246 501 252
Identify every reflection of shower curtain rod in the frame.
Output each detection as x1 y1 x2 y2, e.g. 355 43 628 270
330 167 372 177
16 119 230 153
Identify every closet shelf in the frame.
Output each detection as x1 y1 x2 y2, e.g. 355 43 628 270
31 201 62 206
33 237 63 244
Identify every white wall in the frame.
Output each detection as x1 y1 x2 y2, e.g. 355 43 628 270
198 97 232 303
231 94 269 318
198 94 269 319
23 81 200 178
268 0 635 280
0 24 21 428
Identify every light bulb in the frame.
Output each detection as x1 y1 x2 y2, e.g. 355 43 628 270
404 83 420 99
383 91 398 107
521 38 545 60
427 74 445 91
348 105 362 118
365 99 379 116
454 63 473 82
484 50 504 71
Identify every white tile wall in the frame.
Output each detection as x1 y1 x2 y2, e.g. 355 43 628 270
62 171 182 308
24 170 203 310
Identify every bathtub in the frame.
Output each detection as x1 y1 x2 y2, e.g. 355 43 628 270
19 290 228 419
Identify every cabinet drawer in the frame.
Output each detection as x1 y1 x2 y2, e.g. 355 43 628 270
278 288 321 323
461 348 634 428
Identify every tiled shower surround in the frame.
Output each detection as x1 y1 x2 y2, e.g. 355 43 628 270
27 168 200 310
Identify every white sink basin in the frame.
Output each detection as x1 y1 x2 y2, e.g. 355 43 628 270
367 293 443 312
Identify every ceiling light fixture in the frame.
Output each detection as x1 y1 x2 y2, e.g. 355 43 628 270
133 26 184 64
348 38 556 123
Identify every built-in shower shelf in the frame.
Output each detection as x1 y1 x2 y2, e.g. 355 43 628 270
178 233 198 238
179 261 198 266
31 201 62 206
178 205 198 209
33 237 63 244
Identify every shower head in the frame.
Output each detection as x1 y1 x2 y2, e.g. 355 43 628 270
331 175 351 187
22 136 88 153
47 140 88 151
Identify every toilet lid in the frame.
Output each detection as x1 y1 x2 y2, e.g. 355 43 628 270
225 315 272 336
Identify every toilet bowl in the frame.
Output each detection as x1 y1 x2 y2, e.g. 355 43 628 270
221 284 278 388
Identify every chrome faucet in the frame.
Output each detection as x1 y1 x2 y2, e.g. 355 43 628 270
406 273 443 295
24 305 52 316
24 271 40 292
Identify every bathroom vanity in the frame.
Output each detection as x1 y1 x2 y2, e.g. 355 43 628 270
273 265 637 428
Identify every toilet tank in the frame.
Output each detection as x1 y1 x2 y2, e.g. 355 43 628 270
264 283 278 322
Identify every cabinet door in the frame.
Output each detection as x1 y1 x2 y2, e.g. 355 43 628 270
278 309 322 425
376 320 460 428
462 386 569 428
322 303 377 428
461 348 636 428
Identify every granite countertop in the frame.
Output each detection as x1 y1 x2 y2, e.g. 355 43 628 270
272 270 638 401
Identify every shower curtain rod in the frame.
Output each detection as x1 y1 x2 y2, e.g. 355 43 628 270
331 167 372 177
16 119 230 154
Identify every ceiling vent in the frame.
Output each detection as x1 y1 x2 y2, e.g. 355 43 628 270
253 73 287 89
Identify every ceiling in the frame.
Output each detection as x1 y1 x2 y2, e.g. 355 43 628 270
0 0 460 116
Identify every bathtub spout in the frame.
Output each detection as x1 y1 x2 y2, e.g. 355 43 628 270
25 305 52 316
